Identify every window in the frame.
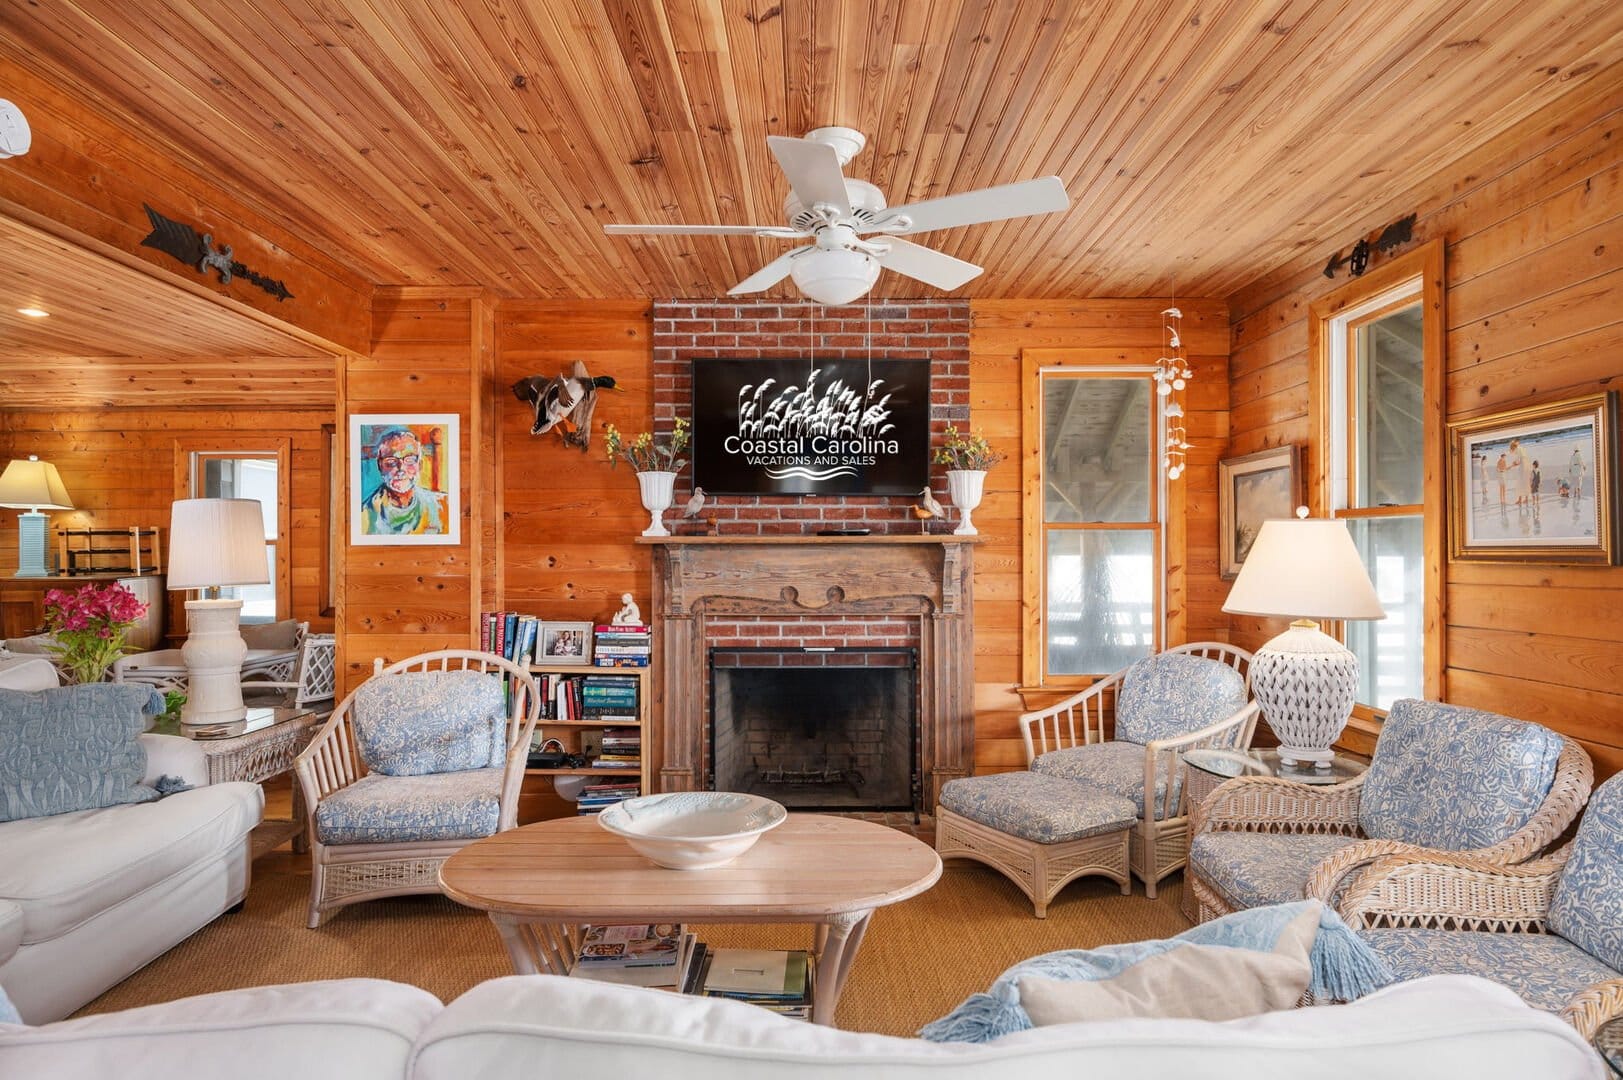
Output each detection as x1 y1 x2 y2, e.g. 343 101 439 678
1311 242 1444 715
175 437 292 624
1026 367 1161 681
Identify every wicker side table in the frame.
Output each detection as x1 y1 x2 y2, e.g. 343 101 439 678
184 706 322 860
1179 749 1367 922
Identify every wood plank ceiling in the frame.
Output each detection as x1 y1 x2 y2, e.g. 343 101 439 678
3 0 1622 302
0 214 337 408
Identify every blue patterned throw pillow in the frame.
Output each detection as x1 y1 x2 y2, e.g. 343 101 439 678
0 684 166 822
351 669 509 776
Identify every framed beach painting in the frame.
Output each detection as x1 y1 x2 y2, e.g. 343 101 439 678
349 414 461 546
1219 446 1301 579
1448 392 1617 565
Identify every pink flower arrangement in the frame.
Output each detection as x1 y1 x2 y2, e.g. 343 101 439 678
42 582 149 685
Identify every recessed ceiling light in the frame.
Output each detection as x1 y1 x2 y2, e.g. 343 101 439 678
17 307 49 318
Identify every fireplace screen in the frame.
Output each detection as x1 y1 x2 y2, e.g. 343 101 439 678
709 648 917 811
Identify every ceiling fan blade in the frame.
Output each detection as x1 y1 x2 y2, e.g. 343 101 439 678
727 246 811 295
873 237 983 290
866 176 1069 234
766 136 851 215
604 223 805 238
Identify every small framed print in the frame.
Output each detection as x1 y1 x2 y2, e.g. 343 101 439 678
1219 446 1302 579
1449 392 1617 565
539 622 592 665
350 413 460 546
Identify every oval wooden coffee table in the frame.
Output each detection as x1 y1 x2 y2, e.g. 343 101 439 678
440 813 942 1025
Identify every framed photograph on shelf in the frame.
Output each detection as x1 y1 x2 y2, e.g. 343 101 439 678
539 621 593 665
349 413 460 546
1218 445 1301 579
1448 392 1617 565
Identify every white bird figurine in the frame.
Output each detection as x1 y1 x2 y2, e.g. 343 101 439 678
682 486 707 519
913 486 945 531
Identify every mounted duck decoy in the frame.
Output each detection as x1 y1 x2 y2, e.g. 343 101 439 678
512 361 622 449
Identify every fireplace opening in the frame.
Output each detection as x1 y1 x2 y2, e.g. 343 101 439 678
709 648 918 812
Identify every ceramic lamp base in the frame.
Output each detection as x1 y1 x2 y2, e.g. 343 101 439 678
1250 620 1359 768
179 598 249 727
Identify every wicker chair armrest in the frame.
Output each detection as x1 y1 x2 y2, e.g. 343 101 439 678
1146 701 1263 755
292 707 363 813
1332 845 1572 931
498 707 542 830
1190 771 1366 837
1018 670 1125 762
1561 978 1623 1046
1476 737 1594 865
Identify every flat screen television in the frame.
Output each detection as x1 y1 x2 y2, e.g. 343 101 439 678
691 357 932 495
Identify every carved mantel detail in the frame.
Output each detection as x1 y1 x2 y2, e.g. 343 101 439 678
642 536 977 810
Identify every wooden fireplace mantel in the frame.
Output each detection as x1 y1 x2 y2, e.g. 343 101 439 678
646 534 977 810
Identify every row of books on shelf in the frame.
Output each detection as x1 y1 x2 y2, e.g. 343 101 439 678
535 672 642 723
568 925 812 1019
479 611 652 668
575 779 640 815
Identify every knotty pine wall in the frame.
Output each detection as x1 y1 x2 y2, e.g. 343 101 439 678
0 408 334 640
495 298 1231 780
1226 84 1622 778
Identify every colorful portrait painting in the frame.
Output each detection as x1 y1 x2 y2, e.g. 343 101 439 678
349 414 460 546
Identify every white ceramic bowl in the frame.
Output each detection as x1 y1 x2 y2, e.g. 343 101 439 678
597 792 787 870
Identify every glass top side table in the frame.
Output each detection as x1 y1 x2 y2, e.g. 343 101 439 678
181 706 322 859
1178 749 1368 921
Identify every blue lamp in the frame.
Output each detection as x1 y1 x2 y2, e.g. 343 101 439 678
0 456 74 577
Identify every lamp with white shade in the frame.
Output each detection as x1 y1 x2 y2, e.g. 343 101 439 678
0 456 74 577
167 498 270 727
1221 508 1385 767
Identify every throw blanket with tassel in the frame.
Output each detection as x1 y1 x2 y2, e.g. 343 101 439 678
919 900 1393 1043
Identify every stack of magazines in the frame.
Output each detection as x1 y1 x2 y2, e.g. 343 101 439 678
568 924 705 990
697 948 814 1020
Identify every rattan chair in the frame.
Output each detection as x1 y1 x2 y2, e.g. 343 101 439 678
1336 771 1623 1069
293 650 540 928
241 632 337 709
1187 699 1593 923
1018 642 1256 898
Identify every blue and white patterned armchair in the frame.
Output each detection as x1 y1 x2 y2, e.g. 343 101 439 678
1336 771 1623 1067
1188 699 1593 923
293 650 540 928
1018 642 1255 897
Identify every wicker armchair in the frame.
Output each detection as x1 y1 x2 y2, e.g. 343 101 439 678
1019 642 1255 898
1336 771 1623 1068
1188 699 1593 924
293 650 540 928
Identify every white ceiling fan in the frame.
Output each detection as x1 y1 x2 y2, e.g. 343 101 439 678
604 126 1069 305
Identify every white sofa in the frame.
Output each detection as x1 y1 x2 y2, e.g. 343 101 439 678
0 972 1604 1078
0 662 264 1024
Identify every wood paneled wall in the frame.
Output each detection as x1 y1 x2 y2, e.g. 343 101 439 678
1226 86 1623 778
969 300 1231 773
337 288 494 689
0 408 335 638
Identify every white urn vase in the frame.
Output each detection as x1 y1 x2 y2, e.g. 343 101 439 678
637 470 677 537
947 469 986 536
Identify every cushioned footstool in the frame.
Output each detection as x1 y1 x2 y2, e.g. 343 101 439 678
935 772 1137 917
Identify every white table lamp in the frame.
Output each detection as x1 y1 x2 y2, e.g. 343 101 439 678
0 456 74 577
167 498 269 726
1222 509 1385 767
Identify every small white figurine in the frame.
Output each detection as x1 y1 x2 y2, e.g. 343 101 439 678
611 593 642 626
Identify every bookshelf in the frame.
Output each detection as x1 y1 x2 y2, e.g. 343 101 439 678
525 663 652 813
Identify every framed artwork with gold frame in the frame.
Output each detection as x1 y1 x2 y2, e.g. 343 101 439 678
1218 445 1302 579
1448 392 1617 565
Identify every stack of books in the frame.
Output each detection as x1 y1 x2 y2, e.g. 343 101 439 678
696 948 814 1020
593 624 651 667
480 610 539 665
569 924 704 990
581 676 640 723
594 725 641 770
575 778 640 814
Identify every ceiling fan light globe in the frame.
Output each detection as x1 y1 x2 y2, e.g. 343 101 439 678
790 248 880 306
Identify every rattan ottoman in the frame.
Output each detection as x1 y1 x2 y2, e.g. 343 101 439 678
935 772 1136 918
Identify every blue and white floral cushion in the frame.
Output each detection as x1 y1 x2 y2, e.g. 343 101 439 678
1547 773 1623 973
351 670 508 777
1031 741 1180 819
1358 929 1617 1013
1358 699 1563 850
1114 654 1247 745
1189 831 1359 910
940 773 1137 844
314 767 503 845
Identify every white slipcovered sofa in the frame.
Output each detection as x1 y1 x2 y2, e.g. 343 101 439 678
0 972 1604 1079
0 662 264 1024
